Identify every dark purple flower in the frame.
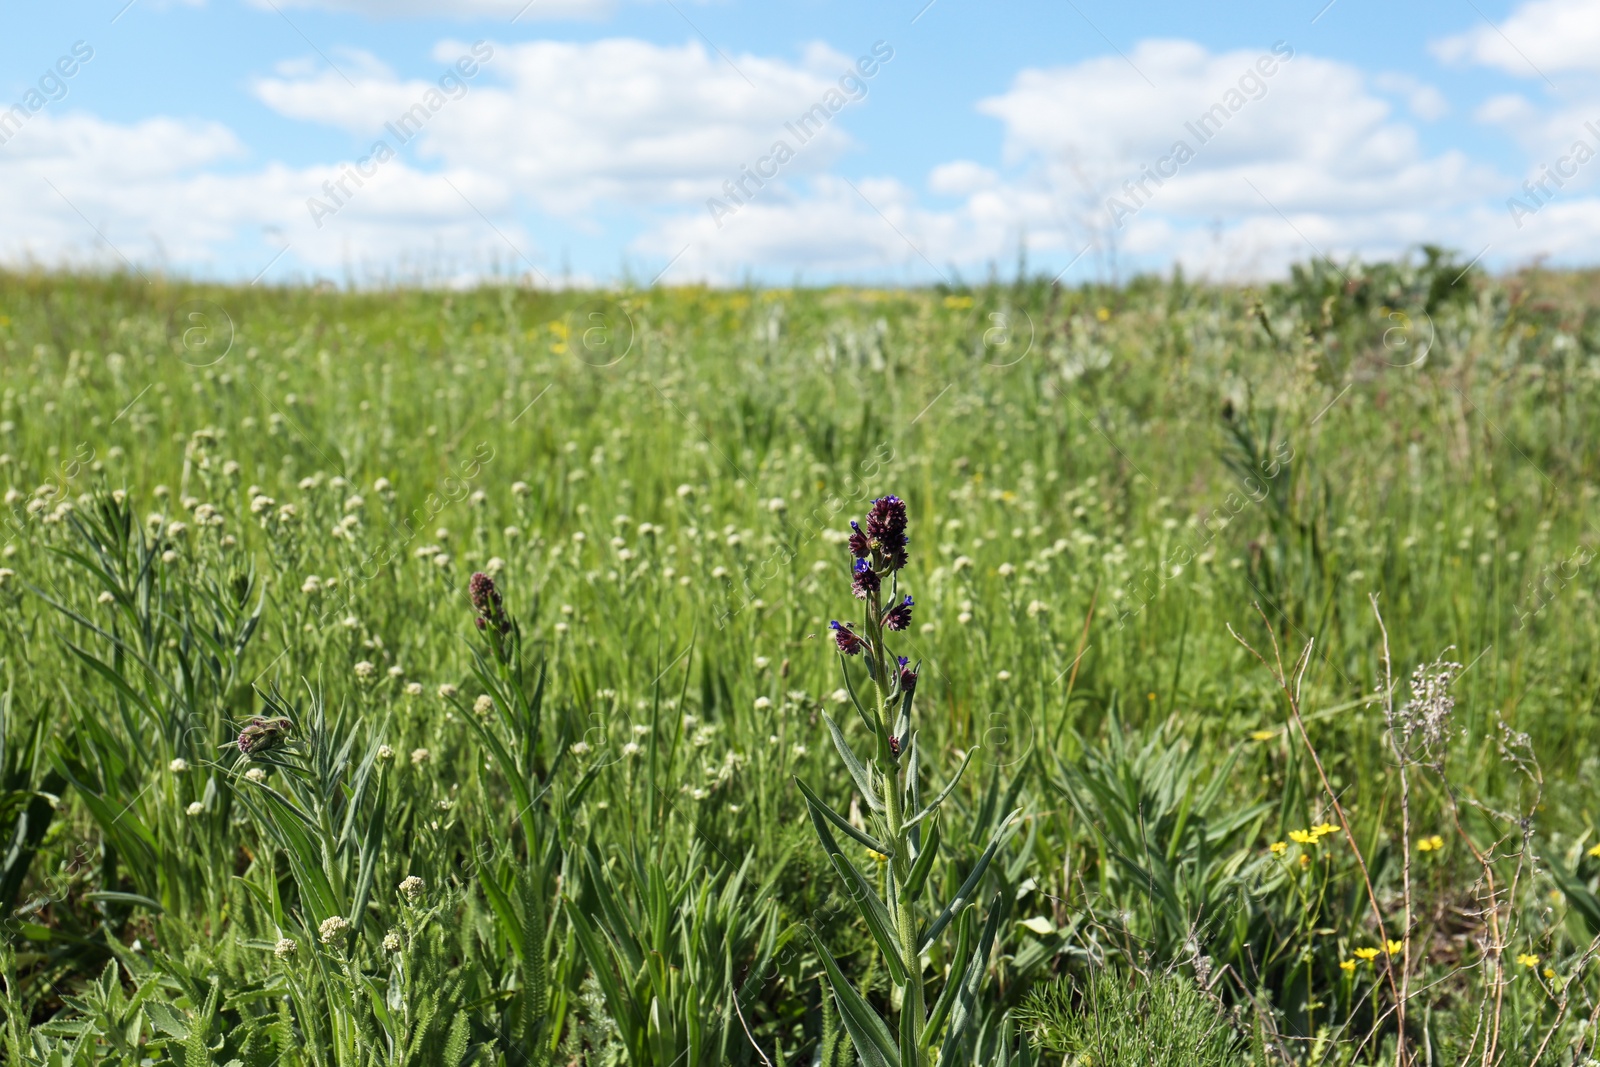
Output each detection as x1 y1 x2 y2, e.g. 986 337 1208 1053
237 716 293 757
851 558 880 600
882 594 914 631
866 495 910 570
897 656 918 696
469 571 508 632
830 620 865 656
848 521 870 559
888 735 901 757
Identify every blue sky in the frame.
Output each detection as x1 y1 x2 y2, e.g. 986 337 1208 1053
1 0 1595 286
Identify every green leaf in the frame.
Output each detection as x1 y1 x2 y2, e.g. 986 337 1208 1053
902 748 976 830
919 809 1019 953
812 932 901 1067
823 712 883 812
805 796 907 987
937 895 1004 1064
904 819 941 900
793 777 891 857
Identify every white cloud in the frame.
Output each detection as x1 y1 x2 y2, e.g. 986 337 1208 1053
1373 73 1450 121
253 37 865 214
1432 0 1600 76
247 0 613 20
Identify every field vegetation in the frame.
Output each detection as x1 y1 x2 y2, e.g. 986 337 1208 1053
0 255 1598 1065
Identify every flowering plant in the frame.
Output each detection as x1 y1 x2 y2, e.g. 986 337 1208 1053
799 494 1020 1067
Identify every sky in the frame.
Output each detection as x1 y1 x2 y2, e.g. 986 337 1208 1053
1 0 1598 287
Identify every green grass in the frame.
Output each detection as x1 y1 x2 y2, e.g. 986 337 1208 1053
0 254 1597 1065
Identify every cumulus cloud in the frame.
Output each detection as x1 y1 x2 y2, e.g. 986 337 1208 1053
1432 0 1600 76
247 0 613 20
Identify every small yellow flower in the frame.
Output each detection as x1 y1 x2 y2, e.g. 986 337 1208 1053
1353 947 1380 961
1096 306 1111 322
866 849 889 864
1289 829 1316 845
1386 940 1403 956
1339 959 1357 973
1588 842 1600 858
1299 853 1311 868
1250 729 1277 742
1311 823 1340 839
1543 968 1556 979
1269 841 1287 855
1516 953 1540 968
1418 835 1445 852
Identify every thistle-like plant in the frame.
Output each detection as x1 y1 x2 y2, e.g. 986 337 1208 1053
799 495 1020 1067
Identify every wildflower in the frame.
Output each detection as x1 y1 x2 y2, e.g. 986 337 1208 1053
622 742 641 756
1250 729 1276 742
186 801 204 816
848 521 870 558
882 594 914 631
377 744 395 762
437 683 458 699
245 767 267 784
754 655 770 670
318 915 350 945
410 748 431 765
1517 953 1540 968
957 611 973 625
468 571 510 633
866 848 889 863
632 723 650 736
1386 940 1403 956
996 670 1012 682
98 590 115 605
1340 959 1357 972
473 694 494 717
354 660 375 680
897 657 918 695
1311 823 1340 839
275 937 298 959
791 744 808 759
383 930 403 952
237 716 292 758
1590 842 1600 858
1353 947 1379 961
1289 829 1317 845
405 682 423 696
1418 835 1445 852
851 557 879 599
388 665 404 678
169 757 189 773
1026 599 1048 617
570 741 592 757
399 876 425 903
711 565 729 579
831 688 850 704
1269 841 1287 855
830 620 865 656
301 575 322 595
952 555 972 572
0 569 12 586
997 562 1016 578
754 696 772 710
864 495 909 571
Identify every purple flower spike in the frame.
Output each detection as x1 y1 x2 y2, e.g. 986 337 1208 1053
882 594 914 631
831 620 865 656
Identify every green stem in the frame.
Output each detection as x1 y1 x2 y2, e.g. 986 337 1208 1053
868 590 924 1065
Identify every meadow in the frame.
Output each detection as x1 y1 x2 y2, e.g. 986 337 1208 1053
0 253 1597 1066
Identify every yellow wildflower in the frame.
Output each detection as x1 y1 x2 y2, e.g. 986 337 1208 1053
1250 730 1277 742
1386 940 1403 956
1311 823 1340 839
1588 842 1600 858
1096 306 1111 322
1516 953 1540 968
1299 854 1311 868
1418 835 1445 852
1353 947 1379 961
866 849 889 864
1269 841 1287 855
1339 959 1357 973
1543 968 1556 979
1289 829 1316 845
